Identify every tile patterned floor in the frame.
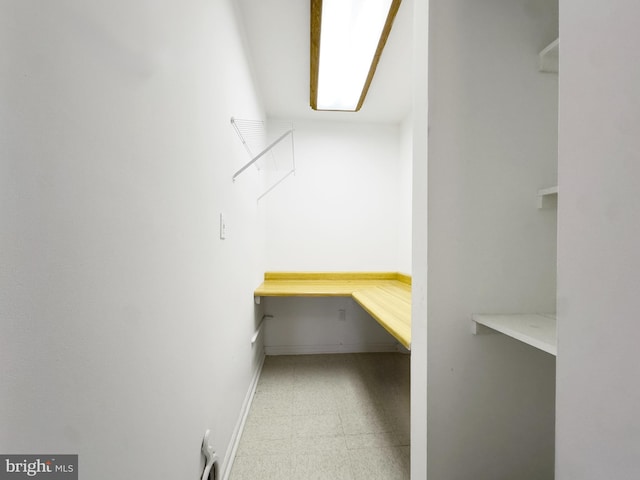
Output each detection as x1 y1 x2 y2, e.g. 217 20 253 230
229 353 410 480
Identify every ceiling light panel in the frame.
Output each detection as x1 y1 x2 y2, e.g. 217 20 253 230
310 0 401 112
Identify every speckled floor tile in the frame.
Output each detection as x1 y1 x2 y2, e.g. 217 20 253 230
229 454 292 480
228 353 410 480
348 446 409 480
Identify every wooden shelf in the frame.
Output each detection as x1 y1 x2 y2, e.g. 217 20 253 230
539 38 559 73
537 185 558 208
254 272 408 297
471 313 557 356
255 272 412 350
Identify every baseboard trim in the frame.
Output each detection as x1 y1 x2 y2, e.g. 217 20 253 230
264 343 400 356
220 352 265 480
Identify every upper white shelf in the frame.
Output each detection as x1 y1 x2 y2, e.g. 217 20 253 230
537 185 558 208
472 313 557 356
539 38 559 73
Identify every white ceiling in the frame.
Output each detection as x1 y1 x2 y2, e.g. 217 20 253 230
234 0 413 124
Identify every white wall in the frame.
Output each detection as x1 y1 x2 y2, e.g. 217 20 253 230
264 120 405 271
263 297 402 355
398 117 413 275
0 1 266 478
426 0 558 478
556 1 640 478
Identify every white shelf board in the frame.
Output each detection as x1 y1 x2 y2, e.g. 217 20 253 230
539 38 559 73
537 185 558 208
472 313 557 356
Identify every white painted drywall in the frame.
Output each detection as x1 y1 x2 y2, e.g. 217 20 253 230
398 117 413 275
260 120 409 354
263 297 402 355
426 0 558 478
0 1 266 478
556 1 640 478
264 120 405 271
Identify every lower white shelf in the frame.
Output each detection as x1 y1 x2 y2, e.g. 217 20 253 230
471 313 557 356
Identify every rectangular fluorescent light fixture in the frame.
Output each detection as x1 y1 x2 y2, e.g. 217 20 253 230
310 0 402 112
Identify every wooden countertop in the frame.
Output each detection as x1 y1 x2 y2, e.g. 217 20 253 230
254 272 412 350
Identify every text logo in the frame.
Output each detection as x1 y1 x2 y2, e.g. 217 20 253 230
0 456 77 480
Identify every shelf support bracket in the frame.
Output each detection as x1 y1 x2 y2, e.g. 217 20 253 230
256 168 296 202
232 129 294 182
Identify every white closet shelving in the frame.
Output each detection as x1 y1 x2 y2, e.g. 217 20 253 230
472 313 557 356
472 36 559 358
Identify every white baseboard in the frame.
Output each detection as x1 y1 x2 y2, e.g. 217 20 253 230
220 352 265 480
264 342 400 356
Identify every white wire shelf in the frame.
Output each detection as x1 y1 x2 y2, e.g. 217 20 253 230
230 117 296 201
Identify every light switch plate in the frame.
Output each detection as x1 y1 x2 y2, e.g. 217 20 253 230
219 213 226 240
